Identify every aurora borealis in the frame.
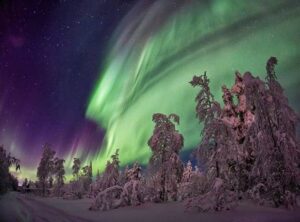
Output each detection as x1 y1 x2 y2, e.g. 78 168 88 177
1 0 300 181
87 0 300 171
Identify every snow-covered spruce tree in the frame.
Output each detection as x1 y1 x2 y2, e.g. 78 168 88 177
53 157 65 196
121 162 143 206
219 82 253 194
90 161 144 211
64 159 93 199
0 145 20 194
241 57 300 208
89 150 120 198
220 58 299 208
187 74 238 212
72 158 81 180
188 57 300 211
147 113 184 202
98 149 120 191
81 162 93 192
89 149 124 210
37 144 55 196
118 165 129 187
189 72 224 178
190 73 237 185
62 158 83 198
178 161 208 201
182 161 193 183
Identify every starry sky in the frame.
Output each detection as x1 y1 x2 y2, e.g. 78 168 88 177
1 0 300 181
0 0 138 180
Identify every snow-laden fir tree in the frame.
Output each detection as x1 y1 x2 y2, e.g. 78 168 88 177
53 157 65 196
99 149 120 191
188 57 300 211
0 145 20 194
147 113 184 202
90 149 124 210
178 161 208 201
241 57 300 208
37 144 55 196
81 161 93 192
187 75 238 211
72 158 81 180
90 161 144 211
121 162 143 206
89 149 120 198
63 158 93 199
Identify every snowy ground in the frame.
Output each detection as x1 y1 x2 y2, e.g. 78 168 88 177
1 192 300 222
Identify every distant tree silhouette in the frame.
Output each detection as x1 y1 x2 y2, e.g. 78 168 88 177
22 178 28 189
96 169 100 181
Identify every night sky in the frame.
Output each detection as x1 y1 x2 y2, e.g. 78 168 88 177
1 0 300 181
0 0 138 179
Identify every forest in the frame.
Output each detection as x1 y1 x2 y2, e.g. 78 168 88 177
0 57 299 214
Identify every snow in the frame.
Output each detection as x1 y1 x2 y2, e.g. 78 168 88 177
1 192 300 222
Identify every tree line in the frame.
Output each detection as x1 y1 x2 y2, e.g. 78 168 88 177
1 57 299 212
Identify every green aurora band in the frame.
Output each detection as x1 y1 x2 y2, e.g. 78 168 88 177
86 0 300 172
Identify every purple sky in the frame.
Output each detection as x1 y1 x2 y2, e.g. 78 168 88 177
0 0 137 171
